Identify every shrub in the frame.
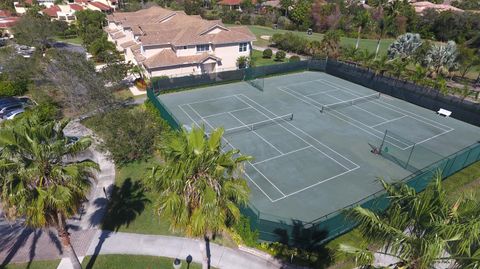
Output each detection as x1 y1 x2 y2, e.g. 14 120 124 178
240 14 251 25
275 50 286 61
254 15 267 26
277 16 293 30
83 107 165 165
270 32 309 55
262 49 273 59
0 76 29 97
221 10 241 24
233 216 259 247
289 55 301 62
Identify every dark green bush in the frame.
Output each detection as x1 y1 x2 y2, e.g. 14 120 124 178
289 55 301 62
275 50 286 61
262 48 273 59
240 14 251 25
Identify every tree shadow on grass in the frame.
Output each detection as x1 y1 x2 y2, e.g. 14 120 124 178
86 178 150 269
100 178 150 232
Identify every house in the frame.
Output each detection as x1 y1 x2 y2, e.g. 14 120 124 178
0 10 19 34
218 0 257 11
87 1 113 13
105 6 256 78
41 4 85 22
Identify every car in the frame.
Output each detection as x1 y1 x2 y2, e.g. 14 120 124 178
0 97 21 107
3 108 24 120
0 103 24 116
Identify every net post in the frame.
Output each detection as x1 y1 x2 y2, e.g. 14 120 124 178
405 143 416 170
379 130 388 154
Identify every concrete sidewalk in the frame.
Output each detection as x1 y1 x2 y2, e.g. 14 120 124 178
81 231 295 269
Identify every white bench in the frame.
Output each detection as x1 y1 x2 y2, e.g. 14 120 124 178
437 108 452 117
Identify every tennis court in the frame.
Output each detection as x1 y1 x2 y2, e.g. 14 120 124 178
157 71 480 226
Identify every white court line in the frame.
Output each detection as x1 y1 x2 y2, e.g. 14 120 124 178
228 112 284 155
283 78 324 88
271 168 357 202
203 107 252 119
323 92 389 121
278 87 410 150
182 94 239 106
305 89 339 97
235 94 358 171
253 146 312 165
186 103 288 199
370 115 407 128
319 79 454 132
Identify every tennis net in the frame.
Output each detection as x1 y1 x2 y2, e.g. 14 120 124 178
221 113 294 136
320 93 381 113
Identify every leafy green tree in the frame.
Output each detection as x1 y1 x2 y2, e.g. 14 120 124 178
75 10 106 46
387 33 422 61
88 36 118 62
100 60 133 87
320 30 341 58
0 117 99 269
457 46 480 78
184 0 202 15
148 127 252 269
340 175 480 269
290 0 312 30
12 14 56 51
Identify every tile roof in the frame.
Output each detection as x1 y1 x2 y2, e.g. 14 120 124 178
109 7 255 46
120 40 136 48
0 17 19 28
143 49 221 69
69 4 84 11
42 5 61 17
89 1 112 11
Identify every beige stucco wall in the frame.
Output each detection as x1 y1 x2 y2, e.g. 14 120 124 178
148 64 200 78
213 42 251 70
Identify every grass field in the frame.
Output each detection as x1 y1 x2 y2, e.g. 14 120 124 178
82 255 204 269
239 25 394 55
54 36 83 45
251 49 284 66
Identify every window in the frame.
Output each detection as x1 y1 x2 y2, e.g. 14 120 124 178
239 42 248 52
183 46 187 49
196 44 209 52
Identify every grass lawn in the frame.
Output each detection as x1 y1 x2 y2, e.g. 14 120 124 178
2 260 60 269
237 25 394 55
443 160 480 200
54 36 83 45
82 255 204 269
104 157 180 236
251 49 284 66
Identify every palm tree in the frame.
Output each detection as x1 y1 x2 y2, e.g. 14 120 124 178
341 45 359 62
410 65 427 84
353 9 372 50
339 175 480 269
0 117 99 269
321 30 341 59
357 49 375 70
236 56 250 69
374 17 386 59
129 64 145 80
148 127 252 269
371 55 390 75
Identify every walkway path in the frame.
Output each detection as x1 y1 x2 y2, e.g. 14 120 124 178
82 231 294 269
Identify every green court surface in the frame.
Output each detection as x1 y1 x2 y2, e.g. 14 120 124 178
157 71 480 224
